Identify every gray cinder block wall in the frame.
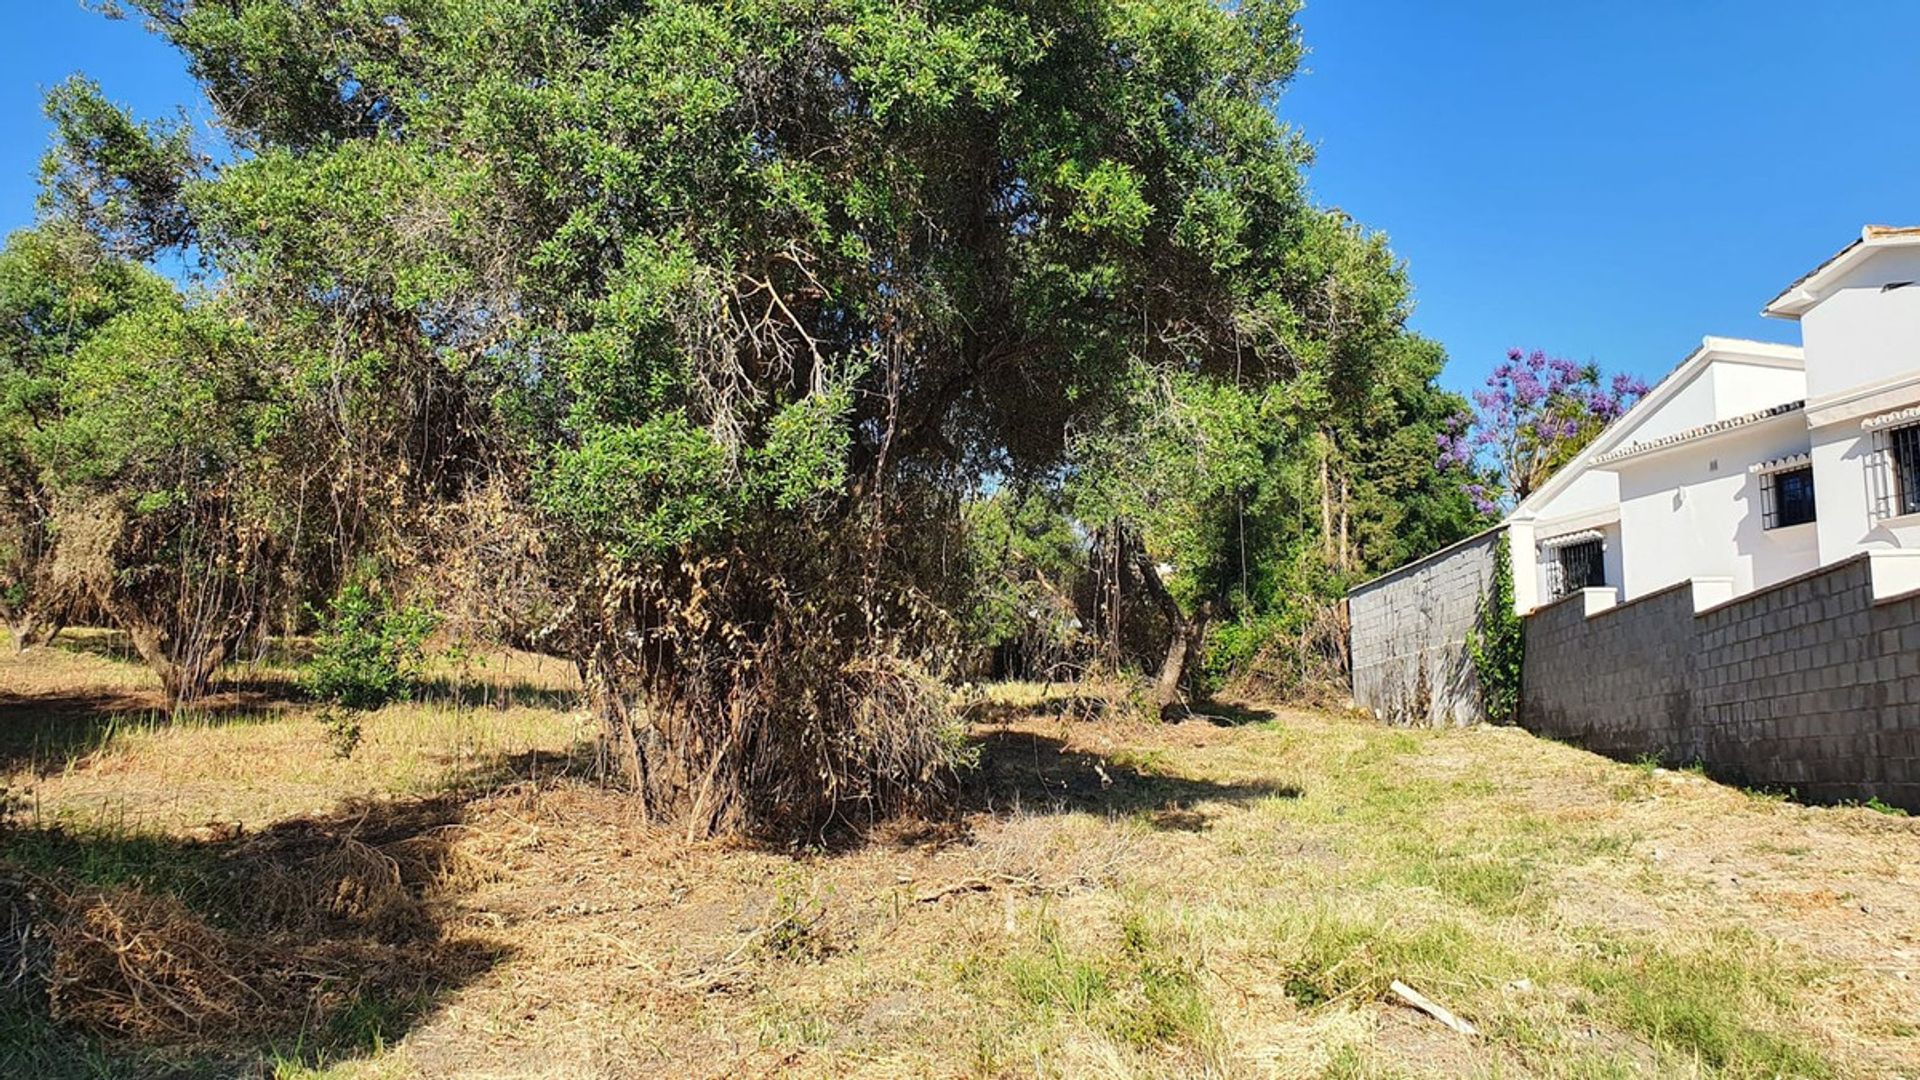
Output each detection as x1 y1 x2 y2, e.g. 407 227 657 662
1522 554 1920 811
1347 527 1503 726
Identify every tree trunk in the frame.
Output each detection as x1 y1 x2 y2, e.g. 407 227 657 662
1319 438 1334 563
7 608 64 652
1131 547 1210 717
1154 619 1188 709
1338 472 1351 572
121 614 226 706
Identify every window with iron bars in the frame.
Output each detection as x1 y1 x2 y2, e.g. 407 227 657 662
1543 538 1606 600
1761 465 1816 529
1870 422 1920 520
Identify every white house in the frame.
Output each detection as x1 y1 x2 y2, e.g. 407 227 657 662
1506 225 1920 614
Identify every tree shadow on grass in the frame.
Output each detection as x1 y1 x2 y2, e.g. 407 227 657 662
1170 699 1278 727
960 728 1301 828
45 629 143 666
0 689 293 779
411 676 582 713
0 769 538 1078
0 667 577 780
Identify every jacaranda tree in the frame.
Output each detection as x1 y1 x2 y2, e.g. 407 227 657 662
1444 347 1649 514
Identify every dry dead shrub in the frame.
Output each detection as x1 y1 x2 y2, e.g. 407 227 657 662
10 801 504 1049
970 812 1140 893
411 478 563 655
909 812 1141 906
576 495 979 841
237 810 497 943
47 493 273 703
45 888 259 1042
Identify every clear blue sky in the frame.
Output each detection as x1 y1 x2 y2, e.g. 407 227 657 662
1 1 1915 395
1283 0 1920 394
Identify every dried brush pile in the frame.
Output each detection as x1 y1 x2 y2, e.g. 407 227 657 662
576 501 980 841
2 799 501 1049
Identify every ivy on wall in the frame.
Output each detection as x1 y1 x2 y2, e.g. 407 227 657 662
1467 532 1525 724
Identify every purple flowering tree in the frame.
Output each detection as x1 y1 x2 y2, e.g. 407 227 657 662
1440 349 1649 515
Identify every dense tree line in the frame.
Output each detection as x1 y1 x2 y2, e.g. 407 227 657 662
0 0 1482 835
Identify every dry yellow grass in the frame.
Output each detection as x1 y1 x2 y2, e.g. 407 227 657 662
1 631 586 832
3 639 1918 1078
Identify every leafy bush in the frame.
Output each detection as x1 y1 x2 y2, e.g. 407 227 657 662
1199 597 1349 704
304 581 438 714
1199 616 1271 692
1466 534 1524 724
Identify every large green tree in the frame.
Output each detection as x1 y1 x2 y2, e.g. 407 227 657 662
0 220 274 698
0 224 177 650
1064 214 1483 706
18 0 1478 830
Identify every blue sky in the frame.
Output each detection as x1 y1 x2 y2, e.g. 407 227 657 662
0 1 1915 396
1283 0 1920 394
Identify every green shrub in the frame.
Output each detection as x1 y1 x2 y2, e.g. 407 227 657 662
304 580 438 713
1199 616 1269 692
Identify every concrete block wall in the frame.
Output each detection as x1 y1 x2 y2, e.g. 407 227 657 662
1522 582 1695 764
1348 527 1502 726
1522 553 1920 810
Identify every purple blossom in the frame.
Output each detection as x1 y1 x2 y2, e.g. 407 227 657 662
1437 348 1651 514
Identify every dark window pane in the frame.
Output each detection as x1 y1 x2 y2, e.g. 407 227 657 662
1556 539 1605 594
1773 466 1816 528
1896 426 1920 516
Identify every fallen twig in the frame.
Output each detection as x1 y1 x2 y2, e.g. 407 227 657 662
1389 979 1478 1036
912 872 1043 903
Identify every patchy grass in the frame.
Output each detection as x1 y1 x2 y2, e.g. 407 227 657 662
2 637 1917 1077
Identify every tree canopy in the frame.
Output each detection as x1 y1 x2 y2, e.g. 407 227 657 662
0 0 1485 835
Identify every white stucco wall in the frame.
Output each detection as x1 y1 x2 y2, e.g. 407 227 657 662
1519 469 1620 608
1809 419 1920 561
1800 249 1920 404
1614 415 1817 601
1711 359 1809 417
1529 468 1618 526
1629 364 1718 442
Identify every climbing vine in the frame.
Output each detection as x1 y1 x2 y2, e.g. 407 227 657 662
1467 533 1525 724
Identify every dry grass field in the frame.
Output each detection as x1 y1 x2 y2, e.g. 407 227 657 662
2 632 1917 1079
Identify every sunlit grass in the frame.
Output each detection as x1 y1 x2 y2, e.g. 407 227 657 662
2 660 1911 1076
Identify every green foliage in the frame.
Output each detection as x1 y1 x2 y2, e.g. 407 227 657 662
963 488 1089 674
996 909 1217 1051
0 224 175 631
0 220 272 699
6 0 1486 815
535 414 733 563
1861 796 1909 817
38 77 197 258
304 577 438 714
1573 930 1833 1078
1199 617 1269 692
1467 533 1525 724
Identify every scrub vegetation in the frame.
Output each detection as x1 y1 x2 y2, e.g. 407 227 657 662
4 636 1915 1078
0 3 1906 1077
1 0 1491 842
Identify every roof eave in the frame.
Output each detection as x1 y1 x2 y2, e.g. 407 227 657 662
1764 226 1920 319
1762 291 1814 321
1589 401 1807 468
